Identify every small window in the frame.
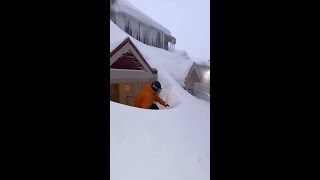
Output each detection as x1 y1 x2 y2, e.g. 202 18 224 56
125 85 130 91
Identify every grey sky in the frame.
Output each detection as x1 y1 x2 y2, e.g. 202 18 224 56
126 0 210 61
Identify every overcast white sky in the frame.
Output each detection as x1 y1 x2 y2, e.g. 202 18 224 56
126 0 210 61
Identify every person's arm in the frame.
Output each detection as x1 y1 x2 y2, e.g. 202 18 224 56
141 94 153 109
155 94 166 107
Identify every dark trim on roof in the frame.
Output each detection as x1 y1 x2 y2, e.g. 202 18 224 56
110 37 157 74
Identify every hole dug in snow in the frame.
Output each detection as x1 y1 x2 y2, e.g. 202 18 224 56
110 82 176 110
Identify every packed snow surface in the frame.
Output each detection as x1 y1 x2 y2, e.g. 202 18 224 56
110 18 210 180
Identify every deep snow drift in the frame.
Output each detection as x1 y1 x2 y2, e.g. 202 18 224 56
110 19 210 180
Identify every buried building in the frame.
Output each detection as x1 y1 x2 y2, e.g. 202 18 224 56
110 37 158 106
184 61 210 102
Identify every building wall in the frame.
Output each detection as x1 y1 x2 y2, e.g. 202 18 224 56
185 70 200 89
185 65 210 96
110 84 120 102
111 81 149 106
198 66 210 95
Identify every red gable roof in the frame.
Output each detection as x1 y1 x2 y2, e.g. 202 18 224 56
111 50 147 71
110 37 157 74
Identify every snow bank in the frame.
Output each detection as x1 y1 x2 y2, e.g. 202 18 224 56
110 92 210 180
196 91 210 102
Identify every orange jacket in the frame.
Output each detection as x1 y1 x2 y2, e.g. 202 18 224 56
133 83 166 109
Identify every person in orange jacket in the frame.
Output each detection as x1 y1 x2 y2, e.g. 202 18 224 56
133 81 170 109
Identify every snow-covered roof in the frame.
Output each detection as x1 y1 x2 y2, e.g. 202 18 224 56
194 62 210 79
185 61 210 85
110 39 125 53
173 49 191 59
111 0 171 35
110 20 192 86
195 60 210 67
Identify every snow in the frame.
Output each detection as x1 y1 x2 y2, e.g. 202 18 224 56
110 20 193 86
173 49 191 60
110 18 210 180
196 60 210 67
196 91 210 103
190 58 210 67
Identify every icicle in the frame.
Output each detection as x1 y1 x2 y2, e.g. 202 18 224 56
114 13 125 31
160 33 162 49
148 28 151 45
113 11 173 51
149 28 151 43
127 19 130 34
125 15 130 34
162 33 165 49
154 29 157 47
151 29 153 46
153 29 156 46
132 22 139 40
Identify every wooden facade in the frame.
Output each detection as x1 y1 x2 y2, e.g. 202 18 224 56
110 81 149 106
110 37 157 106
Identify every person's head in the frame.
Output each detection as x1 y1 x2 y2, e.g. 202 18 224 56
151 81 162 94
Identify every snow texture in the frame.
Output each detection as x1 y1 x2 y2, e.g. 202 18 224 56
110 19 210 180
195 60 210 67
196 90 210 103
173 49 191 60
